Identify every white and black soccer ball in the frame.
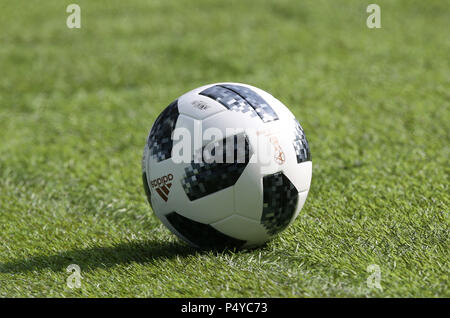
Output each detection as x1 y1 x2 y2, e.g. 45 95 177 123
142 83 311 249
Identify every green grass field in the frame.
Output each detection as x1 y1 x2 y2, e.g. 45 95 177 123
0 0 448 297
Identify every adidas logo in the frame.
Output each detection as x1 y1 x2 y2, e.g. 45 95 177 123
150 173 174 202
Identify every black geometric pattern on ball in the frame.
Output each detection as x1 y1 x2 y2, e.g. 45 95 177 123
292 119 311 163
166 212 246 250
148 100 179 162
200 84 279 123
181 133 252 201
261 172 299 235
200 85 259 119
142 172 153 209
221 84 279 123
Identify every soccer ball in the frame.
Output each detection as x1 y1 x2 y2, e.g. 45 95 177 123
142 83 311 249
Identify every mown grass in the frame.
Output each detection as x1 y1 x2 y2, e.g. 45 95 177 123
0 0 448 297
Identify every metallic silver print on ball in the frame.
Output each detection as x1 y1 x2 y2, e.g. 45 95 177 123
261 172 298 235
